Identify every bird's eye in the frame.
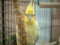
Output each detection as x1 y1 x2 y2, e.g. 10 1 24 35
25 14 35 17
25 14 28 16
25 14 26 16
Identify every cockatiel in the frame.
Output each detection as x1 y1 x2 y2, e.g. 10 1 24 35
24 0 40 45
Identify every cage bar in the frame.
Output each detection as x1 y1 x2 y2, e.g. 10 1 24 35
2 0 5 45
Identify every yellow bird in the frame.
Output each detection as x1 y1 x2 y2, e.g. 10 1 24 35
24 0 40 45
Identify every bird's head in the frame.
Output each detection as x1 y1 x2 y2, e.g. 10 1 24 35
24 14 36 25
24 0 35 25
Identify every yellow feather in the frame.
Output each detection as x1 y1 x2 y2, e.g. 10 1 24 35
25 0 35 15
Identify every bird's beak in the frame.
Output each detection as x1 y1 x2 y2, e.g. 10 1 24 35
28 15 32 21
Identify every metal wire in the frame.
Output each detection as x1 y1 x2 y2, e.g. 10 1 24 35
0 0 31 45
2 0 5 45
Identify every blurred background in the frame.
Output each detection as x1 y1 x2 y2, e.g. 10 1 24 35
0 0 60 45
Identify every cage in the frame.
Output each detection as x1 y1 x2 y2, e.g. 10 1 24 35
0 0 60 45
